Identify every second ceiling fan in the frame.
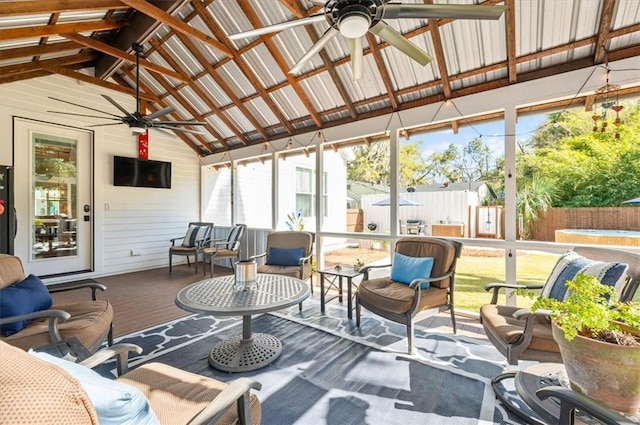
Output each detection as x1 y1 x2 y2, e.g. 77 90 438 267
229 0 505 80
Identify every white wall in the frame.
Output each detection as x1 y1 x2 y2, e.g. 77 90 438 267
0 74 202 280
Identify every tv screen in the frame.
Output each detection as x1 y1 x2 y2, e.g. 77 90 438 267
113 156 172 188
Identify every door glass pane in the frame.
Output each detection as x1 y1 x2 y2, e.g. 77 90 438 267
32 133 78 260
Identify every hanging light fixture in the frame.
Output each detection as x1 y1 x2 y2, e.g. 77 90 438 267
592 68 624 139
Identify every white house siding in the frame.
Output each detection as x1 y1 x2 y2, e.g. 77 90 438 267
0 74 201 281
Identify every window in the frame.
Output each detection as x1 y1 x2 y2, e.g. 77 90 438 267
296 167 327 217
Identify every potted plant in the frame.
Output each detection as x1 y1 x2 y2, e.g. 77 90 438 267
528 273 640 415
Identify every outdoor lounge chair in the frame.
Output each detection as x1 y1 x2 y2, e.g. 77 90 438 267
479 246 639 366
0 254 113 354
251 231 314 310
202 224 247 277
0 341 262 425
169 222 213 274
356 237 463 354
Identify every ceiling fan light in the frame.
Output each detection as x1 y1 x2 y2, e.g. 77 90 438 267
339 15 370 38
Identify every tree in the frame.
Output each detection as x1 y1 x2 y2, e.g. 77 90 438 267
516 175 555 239
347 140 429 186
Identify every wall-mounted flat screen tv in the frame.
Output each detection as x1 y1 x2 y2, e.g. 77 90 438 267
113 156 172 189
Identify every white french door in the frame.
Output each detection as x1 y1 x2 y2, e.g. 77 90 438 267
14 118 93 276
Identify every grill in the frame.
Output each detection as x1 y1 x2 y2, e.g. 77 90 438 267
405 219 424 235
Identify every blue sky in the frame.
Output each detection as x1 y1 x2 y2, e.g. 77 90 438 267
404 114 548 159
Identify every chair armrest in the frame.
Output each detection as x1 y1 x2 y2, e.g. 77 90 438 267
536 386 634 425
0 309 71 342
80 343 142 376
297 252 312 265
189 378 262 425
170 236 185 247
484 283 544 304
48 282 107 301
361 263 391 279
408 270 454 290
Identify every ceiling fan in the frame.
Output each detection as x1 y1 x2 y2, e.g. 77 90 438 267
229 0 505 79
49 43 207 135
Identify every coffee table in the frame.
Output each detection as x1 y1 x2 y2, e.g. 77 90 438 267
175 273 309 372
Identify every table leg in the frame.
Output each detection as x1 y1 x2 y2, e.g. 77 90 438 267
208 315 282 372
338 276 343 302
320 272 326 314
347 277 353 320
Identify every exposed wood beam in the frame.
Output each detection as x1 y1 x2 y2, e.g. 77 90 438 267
119 0 232 58
427 19 451 99
61 33 188 83
0 0 129 15
0 62 87 84
366 32 398 110
185 1 278 140
594 0 616 64
237 1 324 128
42 65 158 102
0 41 83 61
148 38 247 145
0 52 99 80
505 0 517 83
0 20 125 41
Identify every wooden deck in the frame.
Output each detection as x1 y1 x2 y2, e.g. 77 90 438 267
51 264 486 341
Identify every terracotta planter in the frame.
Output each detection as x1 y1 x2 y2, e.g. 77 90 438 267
552 322 640 416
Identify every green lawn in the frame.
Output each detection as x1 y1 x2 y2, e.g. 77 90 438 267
455 251 559 313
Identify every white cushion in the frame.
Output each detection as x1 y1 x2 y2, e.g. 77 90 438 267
29 351 160 425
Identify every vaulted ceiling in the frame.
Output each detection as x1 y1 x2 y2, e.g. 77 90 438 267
1 0 639 158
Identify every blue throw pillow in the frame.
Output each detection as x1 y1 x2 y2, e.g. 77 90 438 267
0 274 53 336
182 225 210 247
29 351 160 425
390 252 435 289
266 247 305 266
543 251 629 300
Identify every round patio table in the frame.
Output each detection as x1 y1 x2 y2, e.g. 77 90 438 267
175 273 309 372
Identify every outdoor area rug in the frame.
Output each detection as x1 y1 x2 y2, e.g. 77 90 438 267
105 300 530 425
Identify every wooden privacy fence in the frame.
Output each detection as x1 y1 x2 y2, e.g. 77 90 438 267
531 207 640 242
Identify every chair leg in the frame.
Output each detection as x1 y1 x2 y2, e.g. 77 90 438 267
407 321 415 354
210 256 215 278
356 295 361 327
450 306 457 334
169 252 173 273
108 323 114 346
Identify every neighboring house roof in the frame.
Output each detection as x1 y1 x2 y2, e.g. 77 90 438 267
347 181 390 205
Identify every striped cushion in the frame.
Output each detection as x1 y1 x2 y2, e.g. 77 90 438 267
182 225 210 247
542 251 629 300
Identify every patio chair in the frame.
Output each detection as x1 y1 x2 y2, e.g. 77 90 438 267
0 254 113 354
169 222 213 274
479 246 639 366
355 237 463 354
251 231 314 310
0 341 262 425
202 224 247 277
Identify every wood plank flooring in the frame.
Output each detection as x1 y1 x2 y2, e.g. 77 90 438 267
51 264 485 341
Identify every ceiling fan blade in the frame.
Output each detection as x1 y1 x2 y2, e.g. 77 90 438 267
145 106 175 120
48 111 122 120
289 27 339 75
370 21 432 66
48 96 122 118
349 37 364 80
157 120 208 126
383 4 506 20
153 125 204 135
101 94 136 120
228 14 326 40
86 122 126 128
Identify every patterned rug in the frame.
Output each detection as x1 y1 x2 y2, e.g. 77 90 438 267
105 299 529 425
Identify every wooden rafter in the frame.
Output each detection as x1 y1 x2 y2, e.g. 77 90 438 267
0 52 99 81
425 11 452 99
594 0 616 64
61 33 189 83
0 20 125 41
119 0 232 58
0 0 129 15
148 38 248 145
366 32 398 110
505 0 517 83
237 1 324 128
0 41 82 61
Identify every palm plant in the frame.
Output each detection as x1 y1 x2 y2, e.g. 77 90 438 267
516 175 555 239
